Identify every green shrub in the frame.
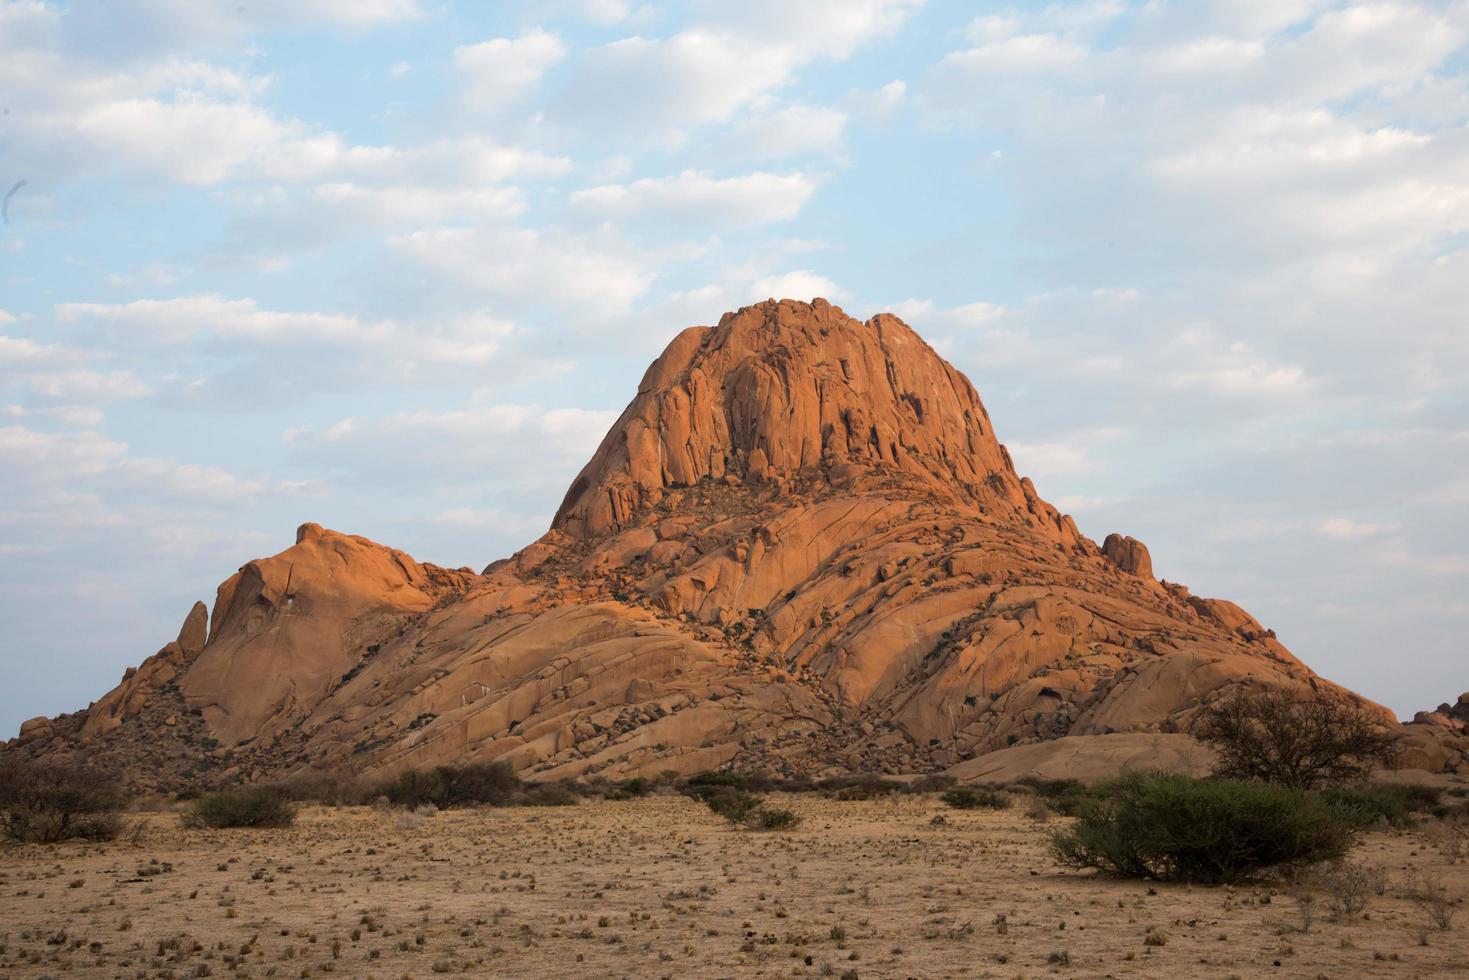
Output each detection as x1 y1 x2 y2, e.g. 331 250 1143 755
942 786 1012 810
0 759 127 843
519 783 579 807
604 777 651 800
682 772 752 808
911 774 958 793
1013 777 1095 816
186 787 296 829
748 806 802 831
704 788 764 825
1322 783 1442 828
819 775 905 800
1049 771 1361 883
382 761 521 809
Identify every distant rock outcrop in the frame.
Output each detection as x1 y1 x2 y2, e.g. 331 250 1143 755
1412 693 1469 733
1102 533 1154 579
9 299 1454 787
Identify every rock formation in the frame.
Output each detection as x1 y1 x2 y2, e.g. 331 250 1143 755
8 299 1454 787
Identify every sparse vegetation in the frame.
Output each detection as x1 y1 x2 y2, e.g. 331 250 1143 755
381 761 521 809
1049 771 1362 883
1314 859 1389 920
682 775 801 830
1011 777 1095 816
941 785 1011 810
1197 689 1402 788
518 783 579 807
749 806 802 831
0 759 127 843
184 786 296 829
1321 782 1442 828
1403 872 1459 931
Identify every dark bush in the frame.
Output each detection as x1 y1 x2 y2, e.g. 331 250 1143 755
702 788 764 825
382 761 521 809
748 806 802 831
820 775 905 800
1322 782 1442 828
185 787 296 829
911 774 958 793
382 768 448 809
1013 777 1095 816
604 777 651 800
0 759 127 843
942 786 1012 810
1049 771 1362 883
273 770 365 807
681 772 751 808
519 783 579 807
1197 689 1402 788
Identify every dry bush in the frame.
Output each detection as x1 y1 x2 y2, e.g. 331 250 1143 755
1403 872 1459 931
0 758 127 843
748 806 802 831
184 787 296 829
1312 860 1388 920
1197 689 1401 788
1427 813 1469 864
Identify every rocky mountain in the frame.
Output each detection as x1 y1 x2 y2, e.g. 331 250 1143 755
9 299 1462 787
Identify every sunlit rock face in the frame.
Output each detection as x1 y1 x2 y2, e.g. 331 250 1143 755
14 299 1447 789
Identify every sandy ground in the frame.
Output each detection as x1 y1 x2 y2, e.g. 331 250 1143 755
1 794 1466 979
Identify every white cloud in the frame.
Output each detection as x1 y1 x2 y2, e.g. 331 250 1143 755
287 403 619 490
57 295 516 369
888 298 1008 331
1006 427 1126 484
61 0 425 51
390 226 656 316
554 1 921 140
554 31 794 138
728 105 848 159
0 425 271 506
747 270 846 303
1163 327 1313 398
570 170 819 227
849 79 907 120
1318 517 1384 539
0 333 149 407
695 0 924 59
454 30 567 113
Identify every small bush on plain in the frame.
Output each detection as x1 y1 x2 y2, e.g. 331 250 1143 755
519 783 579 807
942 786 1011 810
1049 771 1362 883
382 761 521 809
0 759 127 843
185 787 296 829
749 806 802 831
1012 777 1095 816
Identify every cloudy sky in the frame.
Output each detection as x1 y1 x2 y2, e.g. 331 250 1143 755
1 0 1466 735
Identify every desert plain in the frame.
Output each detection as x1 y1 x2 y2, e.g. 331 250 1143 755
2 791 1467 980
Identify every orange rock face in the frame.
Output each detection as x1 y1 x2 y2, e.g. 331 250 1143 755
7 299 1442 786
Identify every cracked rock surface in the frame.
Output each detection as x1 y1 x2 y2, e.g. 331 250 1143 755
9 299 1461 787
